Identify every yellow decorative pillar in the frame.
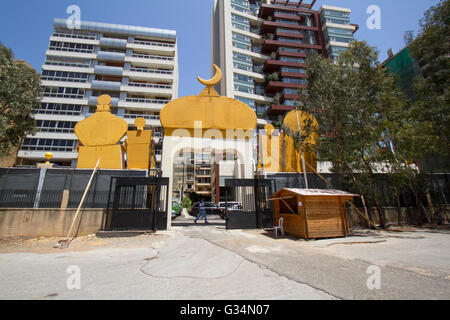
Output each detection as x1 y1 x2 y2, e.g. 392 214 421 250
74 95 128 169
125 118 153 170
282 110 319 173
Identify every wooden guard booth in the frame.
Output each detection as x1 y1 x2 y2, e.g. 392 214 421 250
270 189 359 240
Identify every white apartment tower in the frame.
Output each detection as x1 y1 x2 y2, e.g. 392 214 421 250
18 19 179 167
211 0 357 123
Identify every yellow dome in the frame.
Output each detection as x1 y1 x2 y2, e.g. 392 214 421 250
283 110 319 144
160 65 257 132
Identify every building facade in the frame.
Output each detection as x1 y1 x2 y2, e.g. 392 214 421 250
211 0 357 122
319 5 358 61
18 19 179 167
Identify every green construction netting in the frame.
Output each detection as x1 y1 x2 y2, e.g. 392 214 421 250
384 48 422 100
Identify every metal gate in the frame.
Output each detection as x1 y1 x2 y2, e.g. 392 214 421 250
105 176 169 231
224 178 276 230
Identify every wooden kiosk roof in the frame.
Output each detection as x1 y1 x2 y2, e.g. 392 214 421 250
271 188 359 199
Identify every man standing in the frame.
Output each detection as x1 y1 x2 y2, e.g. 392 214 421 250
194 200 208 224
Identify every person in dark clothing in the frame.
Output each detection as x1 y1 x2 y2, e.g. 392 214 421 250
194 200 208 224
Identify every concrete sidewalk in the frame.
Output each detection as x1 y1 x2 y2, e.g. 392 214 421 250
0 230 333 300
179 225 450 299
0 225 449 300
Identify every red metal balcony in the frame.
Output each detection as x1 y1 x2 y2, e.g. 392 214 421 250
264 59 306 72
276 31 303 39
259 2 318 20
278 50 307 58
262 39 322 53
267 104 294 116
265 81 306 94
260 20 319 34
282 93 301 101
280 72 306 79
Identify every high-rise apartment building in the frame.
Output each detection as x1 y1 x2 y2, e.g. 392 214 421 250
211 0 357 122
320 5 358 61
18 19 178 167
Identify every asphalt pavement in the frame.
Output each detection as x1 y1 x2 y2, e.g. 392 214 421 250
0 218 449 300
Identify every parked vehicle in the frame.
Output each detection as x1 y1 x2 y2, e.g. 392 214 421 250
189 202 221 216
217 202 243 219
172 201 182 220
218 202 243 211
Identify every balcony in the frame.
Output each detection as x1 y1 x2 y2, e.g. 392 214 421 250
259 2 317 20
123 114 160 121
265 81 306 94
125 97 170 105
267 104 294 116
123 113 161 127
131 53 174 62
127 67 173 75
91 80 121 91
124 82 173 96
132 39 175 48
262 39 321 53
124 67 174 82
263 59 307 73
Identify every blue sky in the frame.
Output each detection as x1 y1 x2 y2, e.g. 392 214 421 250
0 0 439 97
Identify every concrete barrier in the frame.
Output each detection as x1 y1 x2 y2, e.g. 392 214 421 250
0 208 106 238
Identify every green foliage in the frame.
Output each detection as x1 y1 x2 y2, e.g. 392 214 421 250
408 0 450 171
189 191 202 203
172 201 183 214
182 197 192 209
298 41 411 227
0 43 41 156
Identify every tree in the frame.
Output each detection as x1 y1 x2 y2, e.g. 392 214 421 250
182 197 192 210
189 191 202 203
0 43 41 156
298 41 410 228
408 0 450 171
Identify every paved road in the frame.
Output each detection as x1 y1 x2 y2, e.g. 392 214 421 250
181 226 450 300
0 222 449 300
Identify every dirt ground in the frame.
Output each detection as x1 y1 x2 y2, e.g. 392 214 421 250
0 233 172 254
0 224 448 254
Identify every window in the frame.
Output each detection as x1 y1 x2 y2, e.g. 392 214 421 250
21 139 77 152
278 37 301 44
49 41 94 53
41 70 89 83
282 88 299 95
234 73 254 85
234 84 254 94
235 96 255 108
277 28 300 35
280 56 305 63
36 120 77 133
275 18 298 25
42 86 85 99
233 52 252 64
282 77 306 84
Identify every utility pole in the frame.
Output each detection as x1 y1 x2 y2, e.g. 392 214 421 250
296 110 309 189
180 160 185 203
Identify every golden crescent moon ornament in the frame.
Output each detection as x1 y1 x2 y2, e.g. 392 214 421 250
197 64 223 86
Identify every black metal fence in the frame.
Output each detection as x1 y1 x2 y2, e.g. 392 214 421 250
105 176 169 231
265 172 450 209
0 168 152 209
224 178 276 230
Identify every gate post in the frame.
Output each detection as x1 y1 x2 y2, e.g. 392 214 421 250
254 178 260 229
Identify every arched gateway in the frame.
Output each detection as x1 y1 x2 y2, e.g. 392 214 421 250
160 65 258 228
